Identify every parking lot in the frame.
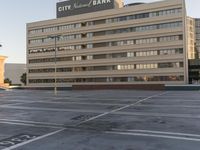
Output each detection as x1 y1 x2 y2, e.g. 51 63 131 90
0 89 200 150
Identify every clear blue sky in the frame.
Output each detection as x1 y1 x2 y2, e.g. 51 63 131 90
0 0 199 63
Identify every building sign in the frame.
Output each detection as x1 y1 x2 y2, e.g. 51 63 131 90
57 0 114 18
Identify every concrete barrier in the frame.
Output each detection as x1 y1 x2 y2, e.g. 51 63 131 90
165 85 200 91
72 84 165 90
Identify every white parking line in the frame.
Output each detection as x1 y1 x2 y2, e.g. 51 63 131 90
0 121 62 129
76 92 168 126
106 130 200 142
106 131 200 142
2 128 65 150
112 129 200 138
0 119 64 128
133 104 200 108
2 103 31 107
0 105 107 113
114 111 200 119
21 101 126 106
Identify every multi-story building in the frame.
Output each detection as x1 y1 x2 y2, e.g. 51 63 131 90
27 0 189 88
188 18 200 84
188 59 200 84
187 17 195 59
195 19 200 58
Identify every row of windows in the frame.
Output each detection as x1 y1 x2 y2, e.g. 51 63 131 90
29 35 183 54
29 62 184 73
29 34 82 44
87 21 182 37
29 48 183 64
29 23 81 34
196 19 200 27
29 75 184 83
29 21 182 44
196 30 200 36
196 42 200 47
196 29 200 34
28 8 182 35
196 34 200 39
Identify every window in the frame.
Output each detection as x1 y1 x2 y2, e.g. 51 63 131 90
127 52 134 57
87 44 93 49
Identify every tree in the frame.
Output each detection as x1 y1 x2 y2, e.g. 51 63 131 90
4 78 12 85
20 73 27 85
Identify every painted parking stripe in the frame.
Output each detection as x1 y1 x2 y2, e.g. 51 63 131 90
112 129 200 138
0 105 107 113
113 111 200 119
106 131 200 142
131 104 200 108
0 121 62 129
0 119 64 128
18 101 126 106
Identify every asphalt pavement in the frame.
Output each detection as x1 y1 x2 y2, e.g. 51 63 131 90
0 89 200 150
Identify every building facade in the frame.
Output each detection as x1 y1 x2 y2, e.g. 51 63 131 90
189 59 200 84
188 18 200 84
27 0 189 88
0 56 7 88
4 63 26 85
195 19 200 58
187 17 195 59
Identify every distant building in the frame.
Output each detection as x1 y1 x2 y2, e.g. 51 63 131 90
0 56 7 88
27 0 190 88
189 59 200 84
188 18 200 84
5 63 26 85
195 19 200 58
187 17 195 59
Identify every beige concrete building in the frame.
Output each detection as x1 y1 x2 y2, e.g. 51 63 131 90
195 18 200 58
27 0 189 88
4 63 26 85
0 55 7 88
187 16 195 59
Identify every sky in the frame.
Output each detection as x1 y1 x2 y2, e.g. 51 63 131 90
0 0 199 64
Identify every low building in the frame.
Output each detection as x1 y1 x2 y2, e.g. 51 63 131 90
4 63 26 85
27 0 189 88
0 55 7 88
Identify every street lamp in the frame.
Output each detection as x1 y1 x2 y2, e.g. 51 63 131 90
48 35 61 96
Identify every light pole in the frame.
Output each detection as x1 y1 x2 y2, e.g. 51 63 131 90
48 35 61 96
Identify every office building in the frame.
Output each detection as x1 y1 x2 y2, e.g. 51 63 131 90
27 0 189 88
188 59 200 84
195 19 200 58
187 17 195 59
